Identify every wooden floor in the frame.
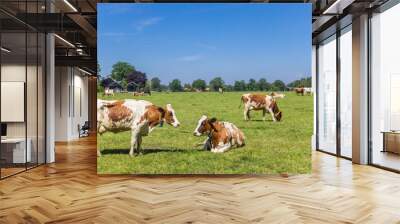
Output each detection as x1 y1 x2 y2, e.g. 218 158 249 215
1 136 400 223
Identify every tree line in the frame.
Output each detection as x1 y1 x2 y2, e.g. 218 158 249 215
98 61 311 93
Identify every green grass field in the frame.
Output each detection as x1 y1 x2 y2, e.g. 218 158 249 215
97 92 313 174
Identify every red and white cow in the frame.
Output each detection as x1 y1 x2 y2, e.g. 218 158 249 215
97 99 180 157
240 93 282 122
293 87 305 96
193 115 245 153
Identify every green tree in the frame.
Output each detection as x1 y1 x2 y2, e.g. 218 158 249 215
234 80 246 91
257 78 270 91
192 79 207 91
97 80 104 93
97 63 102 78
247 78 257 91
151 77 161 91
160 84 168 91
169 79 183 92
225 85 234 92
183 83 192 90
120 80 128 90
287 77 311 88
271 80 286 91
97 63 103 92
111 61 134 81
209 77 225 91
144 80 152 94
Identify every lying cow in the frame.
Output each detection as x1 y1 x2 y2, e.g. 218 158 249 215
97 99 180 157
193 115 245 153
240 93 282 122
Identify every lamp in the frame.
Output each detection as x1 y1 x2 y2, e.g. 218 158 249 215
1 47 11 53
63 0 78 12
54 34 75 48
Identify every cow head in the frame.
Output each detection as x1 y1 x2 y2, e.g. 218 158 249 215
193 115 217 136
164 104 180 127
270 100 283 122
97 100 111 134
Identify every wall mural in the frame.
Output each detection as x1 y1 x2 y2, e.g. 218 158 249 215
97 3 312 174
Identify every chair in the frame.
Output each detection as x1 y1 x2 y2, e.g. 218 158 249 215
79 121 90 138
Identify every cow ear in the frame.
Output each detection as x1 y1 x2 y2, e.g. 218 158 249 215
157 107 165 117
208 118 218 132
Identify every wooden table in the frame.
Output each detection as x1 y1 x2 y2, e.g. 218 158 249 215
381 131 400 154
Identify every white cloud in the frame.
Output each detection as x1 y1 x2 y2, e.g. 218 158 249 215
177 54 202 62
135 17 163 31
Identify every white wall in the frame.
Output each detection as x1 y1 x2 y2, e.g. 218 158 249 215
1 63 46 164
55 67 69 141
71 72 89 138
55 67 89 141
1 65 26 139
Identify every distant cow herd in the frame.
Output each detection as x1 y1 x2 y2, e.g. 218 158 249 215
293 87 312 96
97 90 309 156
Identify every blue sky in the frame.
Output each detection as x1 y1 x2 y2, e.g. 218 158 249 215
98 3 311 84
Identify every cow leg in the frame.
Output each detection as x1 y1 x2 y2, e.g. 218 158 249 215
211 143 231 153
129 130 139 157
268 108 276 122
262 108 266 121
137 135 143 155
244 107 251 121
97 131 102 157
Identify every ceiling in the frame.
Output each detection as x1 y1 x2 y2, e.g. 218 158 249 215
0 0 393 74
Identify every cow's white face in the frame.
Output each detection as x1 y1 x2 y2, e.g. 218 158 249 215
165 104 180 127
193 115 208 136
97 101 106 134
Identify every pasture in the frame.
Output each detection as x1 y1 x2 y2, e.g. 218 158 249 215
97 92 313 174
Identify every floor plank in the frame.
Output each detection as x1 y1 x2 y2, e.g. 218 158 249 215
0 135 400 223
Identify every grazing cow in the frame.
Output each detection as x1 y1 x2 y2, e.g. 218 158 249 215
240 93 282 122
303 87 312 95
294 87 305 96
193 115 245 153
104 88 114 96
218 87 224 94
97 99 180 157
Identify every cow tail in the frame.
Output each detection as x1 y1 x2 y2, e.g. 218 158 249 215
238 96 243 108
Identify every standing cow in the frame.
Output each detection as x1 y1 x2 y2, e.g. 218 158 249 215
193 115 245 153
239 93 282 122
303 87 312 95
97 99 180 157
104 88 114 96
293 87 305 96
